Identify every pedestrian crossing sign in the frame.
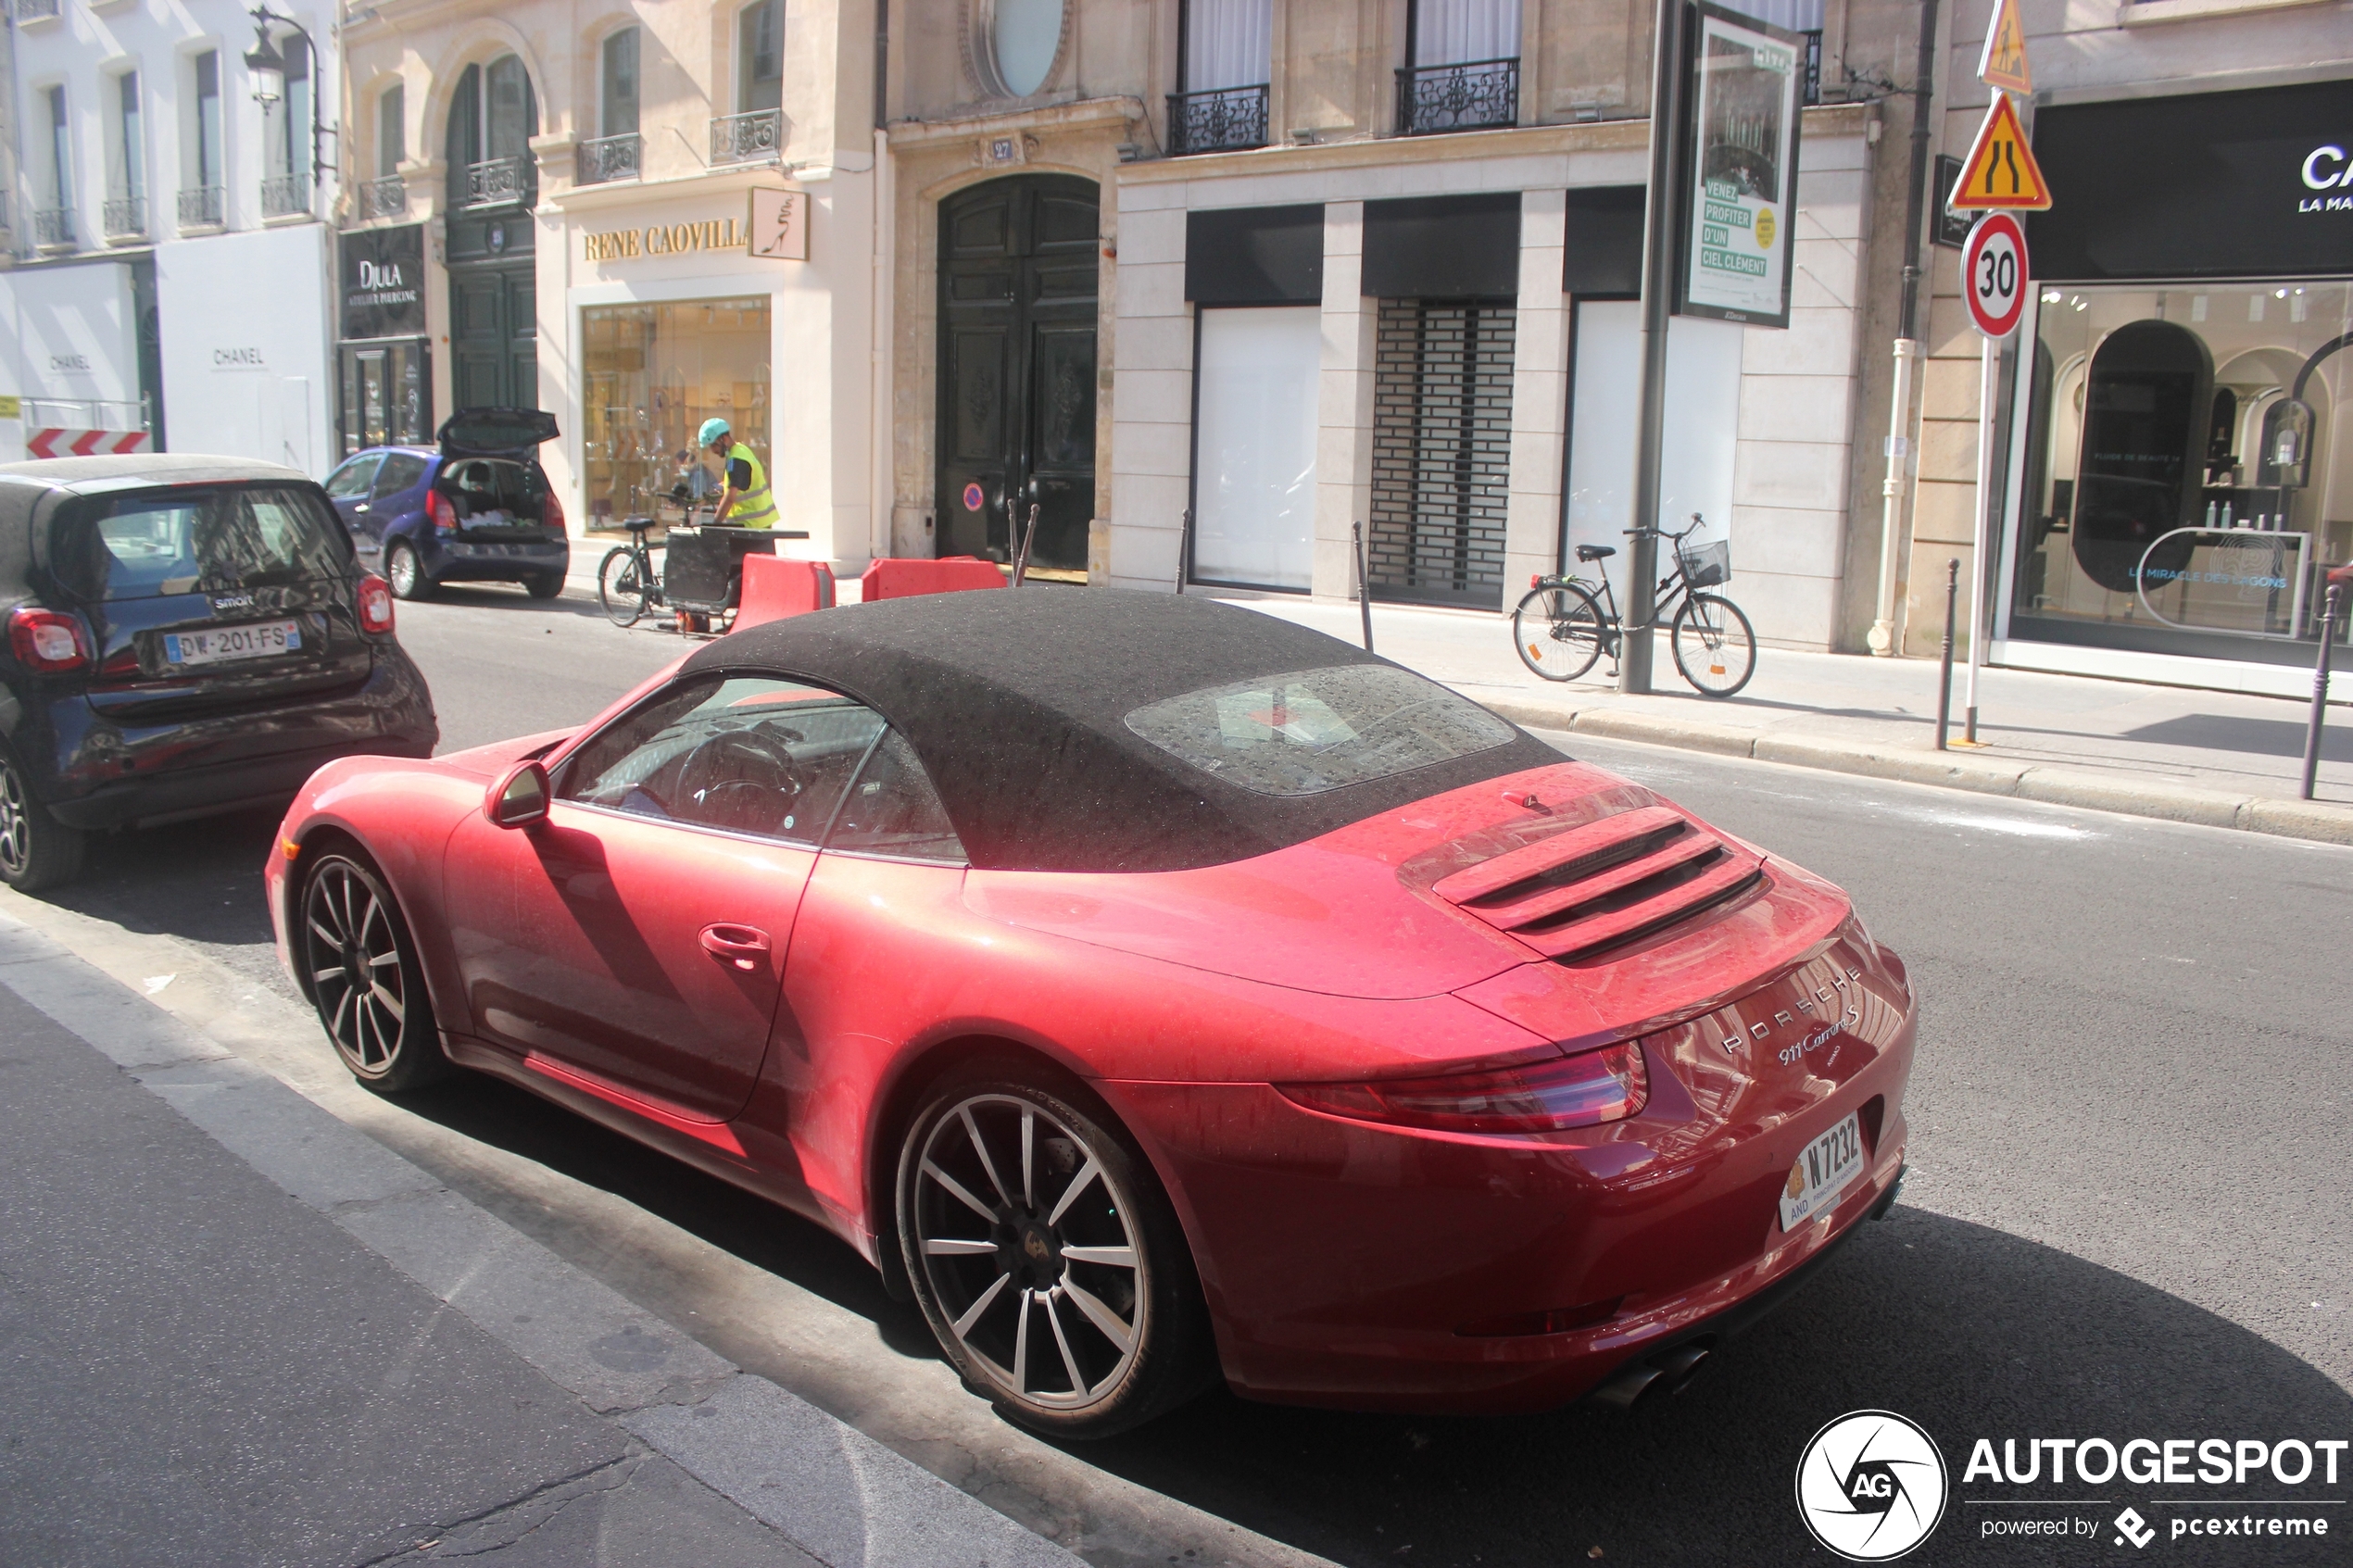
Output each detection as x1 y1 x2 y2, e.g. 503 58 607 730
1977 0 2032 95
1949 93 2052 211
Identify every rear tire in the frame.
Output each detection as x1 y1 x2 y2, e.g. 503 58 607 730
1511 582 1606 683
298 851 449 1094
897 1061 1215 1439
524 571 564 600
1670 592 1758 698
598 546 648 627
0 748 85 893
386 541 432 601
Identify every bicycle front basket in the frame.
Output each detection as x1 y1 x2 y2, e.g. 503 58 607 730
1679 539 1731 588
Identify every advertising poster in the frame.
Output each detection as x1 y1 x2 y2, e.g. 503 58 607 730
1680 2 1803 328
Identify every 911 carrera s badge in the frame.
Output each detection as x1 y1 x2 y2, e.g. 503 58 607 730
1720 964 1865 1056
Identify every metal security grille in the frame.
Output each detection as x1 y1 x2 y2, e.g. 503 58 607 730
1369 299 1516 606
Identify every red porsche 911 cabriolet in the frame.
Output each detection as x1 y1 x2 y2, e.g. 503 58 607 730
266 590 1914 1436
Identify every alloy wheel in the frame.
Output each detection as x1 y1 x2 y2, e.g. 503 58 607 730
908 1093 1148 1414
387 543 422 599
302 858 412 1079
0 760 31 880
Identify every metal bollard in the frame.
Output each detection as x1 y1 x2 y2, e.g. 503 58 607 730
2302 583 2344 801
1935 558 1958 753
1011 503 1040 587
1353 521 1376 654
1174 508 1192 595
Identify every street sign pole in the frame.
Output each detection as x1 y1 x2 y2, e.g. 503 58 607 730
1956 211 2026 746
1619 0 1692 696
1963 333 1997 744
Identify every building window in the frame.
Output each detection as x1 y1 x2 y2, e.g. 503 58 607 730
2011 282 2353 658
1190 306 1321 589
194 51 222 188
581 298 771 527
602 28 641 136
1398 0 1519 134
447 56 538 209
738 1 782 113
977 0 1063 99
114 73 144 202
1170 0 1269 155
45 84 71 208
263 33 309 178
377 83 405 177
1368 298 1518 606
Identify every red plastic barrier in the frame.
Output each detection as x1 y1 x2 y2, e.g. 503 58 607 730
734 555 837 630
860 555 1007 601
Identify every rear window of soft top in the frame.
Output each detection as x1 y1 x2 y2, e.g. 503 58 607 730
55 484 351 600
1123 663 1516 797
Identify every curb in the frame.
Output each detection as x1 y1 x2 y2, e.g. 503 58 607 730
0 910 1084 1568
1476 696 2353 848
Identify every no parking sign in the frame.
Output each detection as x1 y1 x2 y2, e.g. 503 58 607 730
1962 212 2027 339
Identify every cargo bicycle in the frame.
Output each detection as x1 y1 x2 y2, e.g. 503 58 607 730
1511 515 1757 697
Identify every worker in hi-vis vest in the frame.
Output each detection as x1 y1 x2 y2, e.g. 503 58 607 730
698 418 779 530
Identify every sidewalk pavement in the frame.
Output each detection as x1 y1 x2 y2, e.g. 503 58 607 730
1217 596 2353 847
0 911 1082 1568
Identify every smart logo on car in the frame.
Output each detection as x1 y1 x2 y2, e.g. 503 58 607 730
1796 1411 1950 1561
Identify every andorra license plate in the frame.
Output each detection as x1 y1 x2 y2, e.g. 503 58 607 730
1778 1111 1865 1230
163 620 302 668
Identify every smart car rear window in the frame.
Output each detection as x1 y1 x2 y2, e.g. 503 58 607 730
56 485 351 600
1122 664 1516 797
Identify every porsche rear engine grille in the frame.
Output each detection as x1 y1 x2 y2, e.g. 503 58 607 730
1431 805 1764 961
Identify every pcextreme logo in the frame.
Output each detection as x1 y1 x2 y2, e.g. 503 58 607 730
1796 1410 1951 1561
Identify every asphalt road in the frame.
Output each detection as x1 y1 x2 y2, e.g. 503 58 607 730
20 583 2353 1567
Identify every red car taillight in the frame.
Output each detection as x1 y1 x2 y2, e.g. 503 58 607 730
429 489 459 533
544 484 566 534
1277 1043 1649 1134
7 606 94 672
358 574 396 633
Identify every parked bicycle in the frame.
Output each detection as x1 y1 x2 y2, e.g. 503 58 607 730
597 517 667 627
1511 515 1757 697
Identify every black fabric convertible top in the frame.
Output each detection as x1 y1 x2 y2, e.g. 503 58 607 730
684 590 1556 872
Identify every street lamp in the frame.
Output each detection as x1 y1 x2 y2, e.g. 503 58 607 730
244 4 334 188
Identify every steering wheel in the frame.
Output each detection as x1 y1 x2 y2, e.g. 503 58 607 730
675 727 810 834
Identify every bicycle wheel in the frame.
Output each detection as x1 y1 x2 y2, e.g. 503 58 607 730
1670 592 1757 698
1511 583 1607 683
598 546 649 628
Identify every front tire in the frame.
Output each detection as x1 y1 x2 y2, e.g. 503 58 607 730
0 748 84 892
1511 582 1606 682
298 852 448 1094
598 546 648 627
897 1065 1214 1438
385 541 432 601
1670 592 1758 698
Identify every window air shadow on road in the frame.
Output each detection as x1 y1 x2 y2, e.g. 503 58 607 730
29 809 284 963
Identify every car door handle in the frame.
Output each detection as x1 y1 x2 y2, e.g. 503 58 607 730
698 923 771 971
354 504 371 514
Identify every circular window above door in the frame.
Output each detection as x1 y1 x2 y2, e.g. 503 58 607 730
976 0 1064 98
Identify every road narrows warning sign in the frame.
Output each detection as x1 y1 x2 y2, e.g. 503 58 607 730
1977 0 2032 94
1949 94 2051 211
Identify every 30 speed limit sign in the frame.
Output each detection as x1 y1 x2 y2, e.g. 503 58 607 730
1962 212 2027 338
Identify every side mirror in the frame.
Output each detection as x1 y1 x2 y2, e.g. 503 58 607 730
486 759 550 828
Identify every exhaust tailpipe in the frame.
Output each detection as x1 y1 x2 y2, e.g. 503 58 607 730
1588 1341 1714 1411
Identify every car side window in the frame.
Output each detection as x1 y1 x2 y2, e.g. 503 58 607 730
324 456 381 499
372 454 428 497
556 673 885 845
824 729 966 864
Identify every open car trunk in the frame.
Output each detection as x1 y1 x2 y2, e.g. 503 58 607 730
435 408 562 544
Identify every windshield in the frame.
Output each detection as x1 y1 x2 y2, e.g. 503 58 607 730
57 485 352 600
1123 664 1516 797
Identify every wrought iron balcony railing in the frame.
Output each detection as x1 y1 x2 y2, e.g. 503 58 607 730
102 195 146 238
711 109 783 167
179 185 226 228
359 174 407 220
1167 84 1270 157
13 0 61 21
1395 56 1518 136
576 132 642 185
32 206 74 247
455 154 532 210
260 172 309 219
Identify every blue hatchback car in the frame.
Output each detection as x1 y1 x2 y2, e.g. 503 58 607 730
323 408 568 601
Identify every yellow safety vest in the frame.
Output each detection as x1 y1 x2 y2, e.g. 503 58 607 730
723 442 779 529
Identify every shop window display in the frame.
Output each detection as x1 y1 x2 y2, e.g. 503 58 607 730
2014 281 2353 659
581 298 771 525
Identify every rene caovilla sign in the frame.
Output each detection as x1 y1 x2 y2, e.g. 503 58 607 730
1680 1 1804 329
581 194 809 264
